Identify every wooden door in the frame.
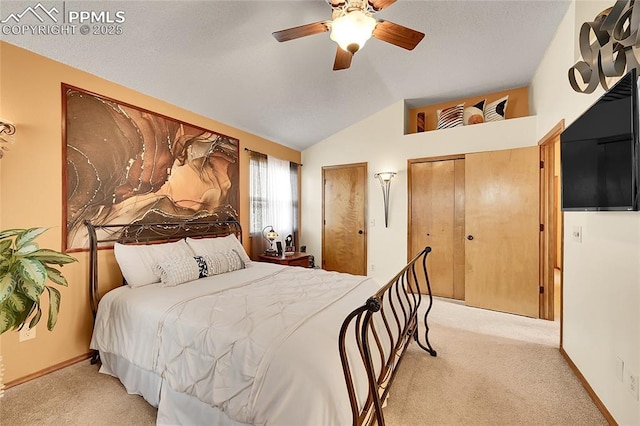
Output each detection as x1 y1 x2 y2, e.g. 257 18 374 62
408 157 465 299
465 147 540 317
539 122 564 320
322 163 367 275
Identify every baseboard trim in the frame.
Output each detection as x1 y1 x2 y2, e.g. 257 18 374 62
560 347 617 426
4 352 93 389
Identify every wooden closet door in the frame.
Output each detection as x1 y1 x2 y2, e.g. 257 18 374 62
322 163 367 275
408 158 465 299
464 147 540 317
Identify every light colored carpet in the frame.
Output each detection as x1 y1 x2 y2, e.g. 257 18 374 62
0 298 606 425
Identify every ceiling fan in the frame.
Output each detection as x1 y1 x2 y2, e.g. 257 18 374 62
272 0 425 71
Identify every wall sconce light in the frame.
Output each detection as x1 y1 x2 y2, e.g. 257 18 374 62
0 119 16 159
262 225 279 255
374 171 396 228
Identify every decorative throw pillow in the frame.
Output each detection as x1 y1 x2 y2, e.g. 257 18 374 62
436 104 464 129
484 96 509 122
113 239 194 288
155 255 204 287
155 251 246 287
463 100 485 125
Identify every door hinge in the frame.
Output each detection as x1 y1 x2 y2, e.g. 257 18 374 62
540 223 544 232
540 160 544 169
539 286 544 294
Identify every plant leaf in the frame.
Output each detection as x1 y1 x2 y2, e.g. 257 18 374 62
0 239 12 254
44 266 68 287
16 257 47 288
6 292 27 312
0 305 17 334
15 227 48 250
29 249 77 265
29 304 42 329
0 273 15 305
46 286 61 330
14 300 36 331
0 229 24 241
19 280 41 302
16 243 39 255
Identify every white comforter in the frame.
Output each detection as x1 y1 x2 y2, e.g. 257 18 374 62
91 262 381 425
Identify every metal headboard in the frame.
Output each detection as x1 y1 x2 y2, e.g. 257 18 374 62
84 218 242 321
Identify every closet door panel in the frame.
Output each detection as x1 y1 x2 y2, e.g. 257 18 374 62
409 159 463 298
464 147 540 317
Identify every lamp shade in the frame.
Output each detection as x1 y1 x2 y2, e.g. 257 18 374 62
265 230 278 242
330 10 376 53
374 171 396 182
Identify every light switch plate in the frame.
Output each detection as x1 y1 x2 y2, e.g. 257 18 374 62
571 226 582 243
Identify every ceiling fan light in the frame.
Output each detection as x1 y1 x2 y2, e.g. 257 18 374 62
330 10 376 53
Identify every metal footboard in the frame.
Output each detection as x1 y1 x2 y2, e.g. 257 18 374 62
339 246 437 426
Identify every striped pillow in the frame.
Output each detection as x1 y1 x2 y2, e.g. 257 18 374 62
436 104 464 130
484 96 508 122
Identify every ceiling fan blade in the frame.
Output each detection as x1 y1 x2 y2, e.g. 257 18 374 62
373 20 425 50
368 0 397 12
333 46 353 71
272 21 330 42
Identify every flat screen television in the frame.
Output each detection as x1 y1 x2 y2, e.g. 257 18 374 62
561 69 640 211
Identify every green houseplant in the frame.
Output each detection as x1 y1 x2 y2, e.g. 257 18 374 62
0 228 77 335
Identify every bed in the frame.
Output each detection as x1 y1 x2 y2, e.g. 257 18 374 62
85 220 436 425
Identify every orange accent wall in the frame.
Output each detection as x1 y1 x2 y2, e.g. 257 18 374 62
407 86 530 133
0 41 301 384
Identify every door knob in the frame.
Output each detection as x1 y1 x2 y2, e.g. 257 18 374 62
358 230 364 234
467 235 474 240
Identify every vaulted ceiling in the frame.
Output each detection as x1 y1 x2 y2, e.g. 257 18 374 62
0 0 572 150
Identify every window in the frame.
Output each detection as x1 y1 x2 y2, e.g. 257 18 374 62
249 151 299 258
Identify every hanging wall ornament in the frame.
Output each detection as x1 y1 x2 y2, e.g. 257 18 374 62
569 0 640 93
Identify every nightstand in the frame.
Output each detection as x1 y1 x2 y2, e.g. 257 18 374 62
258 252 310 268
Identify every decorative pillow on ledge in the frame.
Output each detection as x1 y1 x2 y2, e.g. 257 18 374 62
484 95 509 122
436 103 465 129
463 100 485 125
155 250 246 287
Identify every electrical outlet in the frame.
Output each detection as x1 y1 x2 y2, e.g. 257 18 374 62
628 373 639 401
19 326 36 342
370 218 375 227
370 264 375 272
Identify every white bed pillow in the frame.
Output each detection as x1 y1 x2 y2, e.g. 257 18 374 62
155 252 246 287
186 234 251 264
113 239 194 288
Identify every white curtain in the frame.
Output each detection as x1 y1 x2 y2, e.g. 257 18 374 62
249 152 298 258
266 155 294 240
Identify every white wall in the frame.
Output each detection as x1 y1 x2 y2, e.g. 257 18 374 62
301 103 537 283
531 1 640 424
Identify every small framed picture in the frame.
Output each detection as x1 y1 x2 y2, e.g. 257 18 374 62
276 241 283 255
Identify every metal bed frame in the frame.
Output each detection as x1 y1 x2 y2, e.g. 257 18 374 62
339 246 437 426
84 220 436 425
85 219 242 363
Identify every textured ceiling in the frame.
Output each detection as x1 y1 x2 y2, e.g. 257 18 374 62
0 0 571 150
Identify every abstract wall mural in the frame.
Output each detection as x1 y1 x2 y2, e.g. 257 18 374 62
569 0 640 93
63 85 239 251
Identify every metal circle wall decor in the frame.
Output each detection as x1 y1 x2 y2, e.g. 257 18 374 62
569 1 640 94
